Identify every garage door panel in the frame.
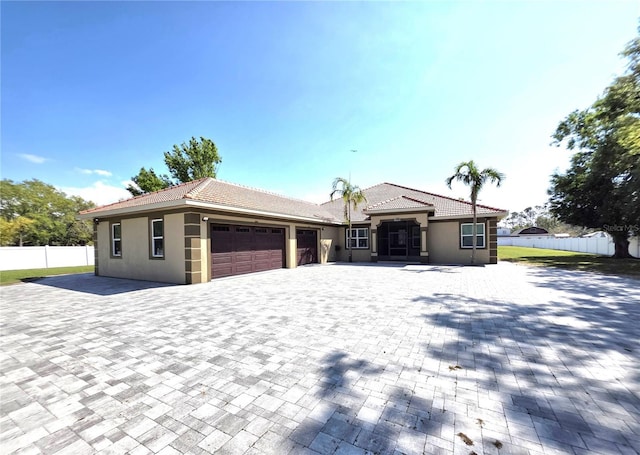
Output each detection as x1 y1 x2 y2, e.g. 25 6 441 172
296 229 317 266
211 224 285 279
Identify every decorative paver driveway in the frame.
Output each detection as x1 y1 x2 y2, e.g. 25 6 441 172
1 263 639 455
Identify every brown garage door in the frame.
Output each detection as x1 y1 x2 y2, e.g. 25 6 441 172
296 229 317 266
211 224 285 278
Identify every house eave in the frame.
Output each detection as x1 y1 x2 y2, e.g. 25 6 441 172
363 207 435 215
429 211 508 221
79 199 342 225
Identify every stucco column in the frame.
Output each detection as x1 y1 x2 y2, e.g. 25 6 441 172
417 214 429 264
370 228 378 262
184 213 202 284
286 225 297 269
420 226 429 264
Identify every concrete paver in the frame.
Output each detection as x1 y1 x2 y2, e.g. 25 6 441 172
1 262 639 454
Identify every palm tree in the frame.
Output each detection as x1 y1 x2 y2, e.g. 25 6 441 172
446 161 504 264
330 177 367 263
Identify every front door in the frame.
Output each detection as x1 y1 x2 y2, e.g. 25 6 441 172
377 221 421 261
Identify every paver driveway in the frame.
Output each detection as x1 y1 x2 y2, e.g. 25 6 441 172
1 262 639 455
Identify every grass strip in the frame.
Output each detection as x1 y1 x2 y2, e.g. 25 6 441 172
498 246 640 278
0 266 94 286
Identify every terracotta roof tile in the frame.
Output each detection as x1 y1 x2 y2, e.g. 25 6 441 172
80 178 341 222
321 182 506 221
80 180 506 223
365 196 434 212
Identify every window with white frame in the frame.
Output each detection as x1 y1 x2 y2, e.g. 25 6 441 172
151 219 164 258
112 223 122 257
346 227 369 249
460 223 485 248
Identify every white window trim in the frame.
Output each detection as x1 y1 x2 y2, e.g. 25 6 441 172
151 219 164 258
112 223 122 257
346 227 369 249
460 222 485 249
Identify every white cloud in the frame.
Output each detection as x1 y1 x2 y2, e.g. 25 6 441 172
59 181 131 206
75 168 113 177
18 153 47 164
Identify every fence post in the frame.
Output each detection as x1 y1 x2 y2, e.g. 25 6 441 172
44 245 49 269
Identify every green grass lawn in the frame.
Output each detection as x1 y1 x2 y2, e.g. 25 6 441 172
498 246 640 278
0 266 94 286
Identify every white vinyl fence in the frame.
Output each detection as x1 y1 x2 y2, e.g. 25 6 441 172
0 246 95 271
498 236 640 258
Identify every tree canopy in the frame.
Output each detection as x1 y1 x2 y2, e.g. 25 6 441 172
550 28 640 258
0 179 95 246
127 136 222 196
499 204 586 236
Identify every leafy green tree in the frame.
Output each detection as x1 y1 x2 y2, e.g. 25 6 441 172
164 136 221 183
0 179 94 246
550 29 640 258
0 216 34 246
127 136 222 196
126 167 172 196
446 161 504 264
330 177 367 263
500 205 585 236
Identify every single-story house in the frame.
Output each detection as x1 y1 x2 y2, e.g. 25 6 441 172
78 178 507 284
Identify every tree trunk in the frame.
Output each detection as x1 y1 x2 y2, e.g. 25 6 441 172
471 202 477 265
611 232 633 258
348 202 353 263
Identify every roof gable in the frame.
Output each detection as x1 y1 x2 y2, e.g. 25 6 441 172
321 182 506 221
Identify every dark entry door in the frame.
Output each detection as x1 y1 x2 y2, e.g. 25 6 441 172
296 229 317 265
211 224 285 278
377 221 421 261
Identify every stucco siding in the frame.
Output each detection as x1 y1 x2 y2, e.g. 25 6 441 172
320 226 339 263
97 214 186 284
427 220 490 264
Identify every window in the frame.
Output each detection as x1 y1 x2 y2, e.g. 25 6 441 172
346 227 369 249
460 223 485 248
112 223 122 257
151 219 164 258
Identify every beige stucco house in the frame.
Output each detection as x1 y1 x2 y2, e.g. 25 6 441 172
78 178 507 284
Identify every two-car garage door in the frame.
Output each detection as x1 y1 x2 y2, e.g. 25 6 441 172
210 224 319 279
211 224 285 278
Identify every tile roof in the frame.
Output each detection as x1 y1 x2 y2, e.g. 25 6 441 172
321 182 506 221
80 178 341 223
80 179 506 224
364 196 434 212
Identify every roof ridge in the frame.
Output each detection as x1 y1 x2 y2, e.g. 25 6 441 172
80 178 209 214
366 195 401 209
381 182 504 212
366 194 435 210
399 195 434 205
184 177 214 199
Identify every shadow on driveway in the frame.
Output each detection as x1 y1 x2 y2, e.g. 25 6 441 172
28 273 176 296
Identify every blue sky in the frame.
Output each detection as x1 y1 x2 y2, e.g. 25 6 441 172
2 1 638 213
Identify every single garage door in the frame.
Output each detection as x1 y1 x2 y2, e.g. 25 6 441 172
296 229 317 266
211 224 285 278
